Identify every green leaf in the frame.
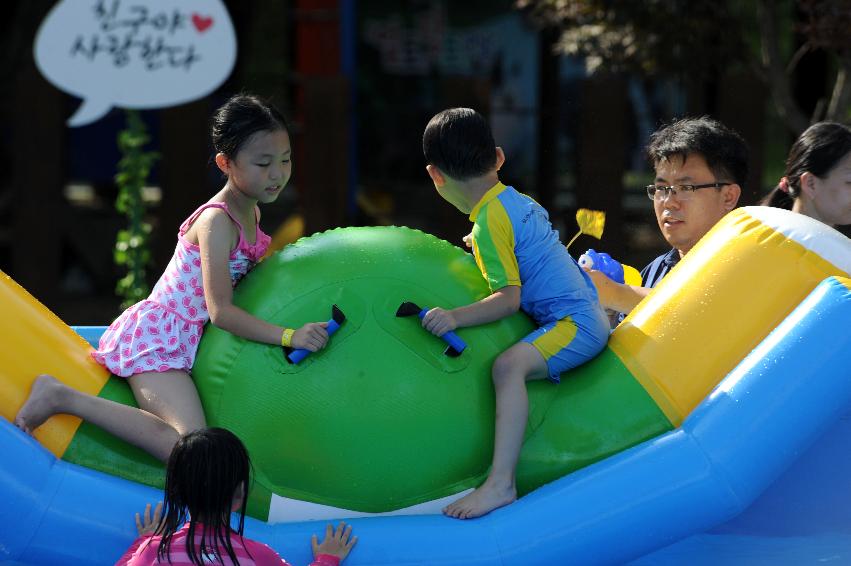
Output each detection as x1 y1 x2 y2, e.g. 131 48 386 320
112 109 159 312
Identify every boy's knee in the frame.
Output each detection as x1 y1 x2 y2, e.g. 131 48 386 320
493 342 551 385
492 351 523 386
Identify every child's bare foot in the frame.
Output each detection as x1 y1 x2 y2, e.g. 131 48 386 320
14 374 63 434
442 481 516 519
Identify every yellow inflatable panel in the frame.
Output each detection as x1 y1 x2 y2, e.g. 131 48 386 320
264 213 305 258
0 270 110 456
612 207 851 425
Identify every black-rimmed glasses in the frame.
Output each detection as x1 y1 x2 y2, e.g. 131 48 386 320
646 182 732 201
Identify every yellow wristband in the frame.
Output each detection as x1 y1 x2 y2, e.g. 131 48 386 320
281 328 295 348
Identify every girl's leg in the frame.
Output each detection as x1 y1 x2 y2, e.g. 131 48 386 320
443 343 548 520
15 370 205 462
127 370 206 438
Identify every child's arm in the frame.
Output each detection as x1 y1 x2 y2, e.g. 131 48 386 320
585 270 650 314
422 285 520 336
197 210 328 351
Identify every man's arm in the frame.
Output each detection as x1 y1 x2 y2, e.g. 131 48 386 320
586 270 651 314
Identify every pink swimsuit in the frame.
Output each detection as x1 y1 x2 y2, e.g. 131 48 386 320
92 202 271 377
115 522 340 566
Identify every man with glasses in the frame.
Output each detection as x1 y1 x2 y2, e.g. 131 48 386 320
588 116 748 319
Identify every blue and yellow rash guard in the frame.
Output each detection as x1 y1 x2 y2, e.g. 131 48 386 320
469 182 601 325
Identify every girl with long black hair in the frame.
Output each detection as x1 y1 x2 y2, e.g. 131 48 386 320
116 428 356 566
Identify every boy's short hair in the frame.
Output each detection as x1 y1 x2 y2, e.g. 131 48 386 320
646 116 749 187
423 108 497 181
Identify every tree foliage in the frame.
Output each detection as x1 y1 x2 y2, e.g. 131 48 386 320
114 110 159 310
516 0 851 133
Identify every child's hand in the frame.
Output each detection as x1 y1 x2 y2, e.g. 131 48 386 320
135 501 162 536
292 322 329 351
462 232 473 249
312 522 357 562
422 307 458 337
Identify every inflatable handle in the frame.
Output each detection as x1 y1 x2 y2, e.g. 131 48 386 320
287 305 345 364
396 301 467 356
416 307 467 356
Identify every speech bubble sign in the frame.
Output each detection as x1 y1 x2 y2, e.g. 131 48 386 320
35 0 237 127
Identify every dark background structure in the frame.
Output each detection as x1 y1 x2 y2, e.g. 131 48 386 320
1 0 848 324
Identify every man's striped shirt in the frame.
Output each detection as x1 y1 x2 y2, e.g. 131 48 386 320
640 248 680 288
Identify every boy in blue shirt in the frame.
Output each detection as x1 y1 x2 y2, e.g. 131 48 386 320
421 108 609 519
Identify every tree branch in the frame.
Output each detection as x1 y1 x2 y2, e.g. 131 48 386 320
757 0 810 134
786 43 810 75
826 62 851 122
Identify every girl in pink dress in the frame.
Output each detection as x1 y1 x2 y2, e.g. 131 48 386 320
15 94 329 461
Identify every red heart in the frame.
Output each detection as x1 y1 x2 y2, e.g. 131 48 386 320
192 13 214 33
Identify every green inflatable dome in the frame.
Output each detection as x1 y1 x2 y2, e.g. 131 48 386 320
193 226 535 515
193 226 669 520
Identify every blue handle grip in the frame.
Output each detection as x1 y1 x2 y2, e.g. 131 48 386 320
287 318 342 364
417 308 467 354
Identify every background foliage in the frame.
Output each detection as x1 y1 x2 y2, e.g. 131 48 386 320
114 110 159 310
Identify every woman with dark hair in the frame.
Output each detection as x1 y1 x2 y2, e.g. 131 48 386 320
116 428 356 566
762 122 851 228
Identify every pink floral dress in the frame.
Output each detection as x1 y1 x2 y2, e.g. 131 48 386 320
92 202 271 377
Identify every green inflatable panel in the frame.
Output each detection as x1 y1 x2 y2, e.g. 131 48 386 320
191 226 672 517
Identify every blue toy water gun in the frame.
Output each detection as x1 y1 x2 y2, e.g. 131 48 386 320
578 249 642 286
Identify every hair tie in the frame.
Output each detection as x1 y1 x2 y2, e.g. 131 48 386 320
778 177 790 193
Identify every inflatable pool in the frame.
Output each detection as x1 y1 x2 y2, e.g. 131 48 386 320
1 206 850 565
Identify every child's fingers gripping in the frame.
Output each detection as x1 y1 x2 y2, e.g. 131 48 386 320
434 318 451 336
422 308 443 333
421 308 434 327
308 323 329 342
424 309 455 336
308 322 329 336
293 324 327 351
311 325 329 348
306 328 328 351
